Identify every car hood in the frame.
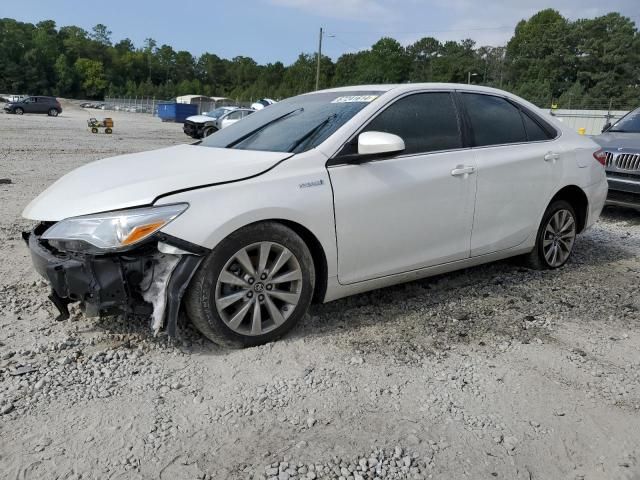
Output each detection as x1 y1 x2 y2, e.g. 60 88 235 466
23 144 291 221
185 115 217 123
592 132 640 152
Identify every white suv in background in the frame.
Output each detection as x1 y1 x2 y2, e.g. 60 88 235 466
23 84 607 347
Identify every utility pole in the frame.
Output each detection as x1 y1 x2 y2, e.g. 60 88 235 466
315 27 323 91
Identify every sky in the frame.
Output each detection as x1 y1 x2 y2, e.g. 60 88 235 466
2 0 639 64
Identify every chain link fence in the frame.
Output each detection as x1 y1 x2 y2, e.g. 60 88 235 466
103 97 254 115
103 97 158 114
523 97 635 135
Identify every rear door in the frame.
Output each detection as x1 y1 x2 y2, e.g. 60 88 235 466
36 97 49 113
459 92 561 256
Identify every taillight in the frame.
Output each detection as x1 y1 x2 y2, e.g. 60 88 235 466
593 149 606 166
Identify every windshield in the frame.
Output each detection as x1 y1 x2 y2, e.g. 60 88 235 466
200 91 382 153
206 108 233 119
609 108 640 133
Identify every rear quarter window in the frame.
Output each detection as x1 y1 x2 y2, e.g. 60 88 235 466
521 111 553 141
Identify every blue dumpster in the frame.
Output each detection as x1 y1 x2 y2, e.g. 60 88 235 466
157 103 198 123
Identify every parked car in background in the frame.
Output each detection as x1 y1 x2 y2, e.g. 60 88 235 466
183 107 254 138
183 106 237 138
4 96 62 116
23 84 607 348
3 94 27 103
251 98 277 110
593 107 640 209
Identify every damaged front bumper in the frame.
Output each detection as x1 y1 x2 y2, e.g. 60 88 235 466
182 121 203 138
23 224 208 336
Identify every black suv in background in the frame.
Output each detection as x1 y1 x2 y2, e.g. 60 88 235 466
3 96 62 116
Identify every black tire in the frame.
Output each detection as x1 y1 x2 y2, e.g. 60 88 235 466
105 127 112 134
48 108 58 117
202 126 217 138
522 200 577 270
91 127 98 134
14 107 23 115
185 222 315 348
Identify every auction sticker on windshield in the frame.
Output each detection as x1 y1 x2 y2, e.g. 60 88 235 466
331 95 379 103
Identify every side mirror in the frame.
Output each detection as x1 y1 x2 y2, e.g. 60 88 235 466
601 122 612 133
358 131 405 156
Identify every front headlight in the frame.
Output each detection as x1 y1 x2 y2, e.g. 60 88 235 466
42 203 188 253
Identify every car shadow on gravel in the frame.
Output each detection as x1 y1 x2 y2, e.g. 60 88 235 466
287 235 636 359
600 205 640 225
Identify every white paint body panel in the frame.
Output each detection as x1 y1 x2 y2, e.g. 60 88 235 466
469 141 558 256
328 150 477 284
23 83 608 305
22 144 290 221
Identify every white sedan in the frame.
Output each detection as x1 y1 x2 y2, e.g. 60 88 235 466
23 84 608 347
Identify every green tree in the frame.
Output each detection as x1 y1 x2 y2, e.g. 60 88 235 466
54 54 76 95
91 24 112 46
74 58 107 97
0 12 637 106
407 37 441 82
506 9 576 98
358 38 410 83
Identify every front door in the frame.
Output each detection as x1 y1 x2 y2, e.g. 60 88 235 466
23 97 37 113
328 92 477 284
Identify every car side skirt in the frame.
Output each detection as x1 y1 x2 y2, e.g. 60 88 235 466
322 243 533 303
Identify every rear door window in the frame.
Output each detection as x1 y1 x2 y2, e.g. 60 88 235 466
462 93 527 147
362 92 462 155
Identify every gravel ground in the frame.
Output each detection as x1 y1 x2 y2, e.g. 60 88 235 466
1 103 639 480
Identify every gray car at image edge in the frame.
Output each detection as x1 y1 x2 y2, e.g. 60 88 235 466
593 107 640 209
3 96 62 116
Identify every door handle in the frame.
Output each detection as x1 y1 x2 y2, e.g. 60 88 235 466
451 165 476 176
544 152 560 162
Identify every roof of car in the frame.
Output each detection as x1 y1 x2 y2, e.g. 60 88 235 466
318 83 513 96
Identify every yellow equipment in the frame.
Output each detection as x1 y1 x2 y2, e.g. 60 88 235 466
88 117 114 134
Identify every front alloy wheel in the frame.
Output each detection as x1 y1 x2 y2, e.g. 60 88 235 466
215 242 303 336
185 222 315 347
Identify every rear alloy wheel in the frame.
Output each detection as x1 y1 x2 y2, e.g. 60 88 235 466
186 222 315 347
14 107 24 115
523 200 577 269
542 208 576 267
48 108 58 117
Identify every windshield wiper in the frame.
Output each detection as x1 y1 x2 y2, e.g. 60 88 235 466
225 108 304 148
287 114 337 153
